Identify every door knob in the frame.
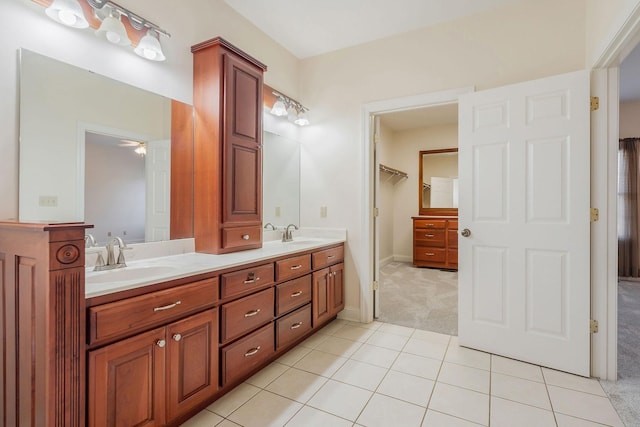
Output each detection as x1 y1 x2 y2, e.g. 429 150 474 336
461 228 471 237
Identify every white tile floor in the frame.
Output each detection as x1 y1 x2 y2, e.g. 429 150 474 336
181 320 625 427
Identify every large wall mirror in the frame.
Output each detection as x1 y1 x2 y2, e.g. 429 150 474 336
419 148 458 216
19 49 301 244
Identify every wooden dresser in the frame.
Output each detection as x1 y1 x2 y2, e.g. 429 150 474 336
412 216 458 270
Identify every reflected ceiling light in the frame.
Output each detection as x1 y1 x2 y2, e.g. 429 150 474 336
96 9 130 46
134 142 147 156
270 97 288 116
270 91 310 126
134 30 166 61
45 0 89 28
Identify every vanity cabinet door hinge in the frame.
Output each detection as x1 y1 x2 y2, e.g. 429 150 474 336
373 281 379 291
590 96 599 111
590 319 599 334
591 208 599 222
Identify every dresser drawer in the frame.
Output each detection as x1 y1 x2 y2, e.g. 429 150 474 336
448 220 458 229
276 304 312 350
221 263 275 299
275 275 312 316
414 248 446 263
276 254 312 282
221 288 274 343
414 219 446 229
414 230 446 247
89 277 218 345
222 225 262 250
221 323 275 386
312 245 344 269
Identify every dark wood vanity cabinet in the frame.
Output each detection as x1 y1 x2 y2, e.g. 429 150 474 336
312 262 345 327
192 37 268 254
88 308 219 427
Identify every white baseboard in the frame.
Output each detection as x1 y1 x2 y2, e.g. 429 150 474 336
393 255 412 263
379 255 394 267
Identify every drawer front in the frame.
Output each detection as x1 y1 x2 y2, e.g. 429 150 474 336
447 229 459 248
276 304 312 350
89 278 218 345
276 254 312 282
414 219 446 229
414 230 446 247
221 288 274 343
222 225 262 250
414 248 446 263
312 245 344 270
221 323 275 386
221 263 275 299
448 220 459 229
276 275 312 316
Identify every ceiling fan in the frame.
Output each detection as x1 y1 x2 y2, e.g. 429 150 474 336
118 139 147 155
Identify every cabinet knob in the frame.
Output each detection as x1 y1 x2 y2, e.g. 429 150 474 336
156 339 166 348
461 228 471 238
173 333 182 342
242 234 250 240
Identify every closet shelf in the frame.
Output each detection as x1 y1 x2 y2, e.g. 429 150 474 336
380 163 408 183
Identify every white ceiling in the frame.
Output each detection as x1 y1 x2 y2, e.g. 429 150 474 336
224 0 525 59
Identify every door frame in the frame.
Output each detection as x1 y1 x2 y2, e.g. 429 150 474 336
590 4 640 381
360 86 473 323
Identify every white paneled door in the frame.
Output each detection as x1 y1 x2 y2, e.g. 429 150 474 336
145 139 171 242
458 71 591 376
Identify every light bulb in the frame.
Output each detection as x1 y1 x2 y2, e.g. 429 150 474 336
45 0 89 29
270 99 287 116
134 30 166 61
295 111 310 126
59 9 77 26
96 11 131 46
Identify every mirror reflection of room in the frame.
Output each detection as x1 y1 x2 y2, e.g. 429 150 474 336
375 104 459 336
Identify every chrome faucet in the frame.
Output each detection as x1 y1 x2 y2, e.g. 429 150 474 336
282 224 299 242
94 236 130 271
84 234 97 248
264 222 276 231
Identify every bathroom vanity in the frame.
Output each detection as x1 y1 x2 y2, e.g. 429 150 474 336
0 221 345 426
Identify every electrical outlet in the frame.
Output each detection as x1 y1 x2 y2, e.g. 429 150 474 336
38 195 58 207
320 206 327 218
275 206 281 217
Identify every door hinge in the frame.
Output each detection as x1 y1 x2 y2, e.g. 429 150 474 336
590 208 599 222
590 96 599 111
373 280 379 291
374 133 381 144
590 319 599 334
373 207 379 217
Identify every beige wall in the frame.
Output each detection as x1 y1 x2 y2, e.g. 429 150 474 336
299 0 587 319
620 101 640 137
0 0 299 221
586 0 640 66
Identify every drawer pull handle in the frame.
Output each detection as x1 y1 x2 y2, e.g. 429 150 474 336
243 276 261 284
242 234 250 240
427 223 435 227
327 255 335 259
290 264 303 270
244 309 261 318
290 321 303 330
244 346 261 357
290 291 303 297
425 253 435 256
156 339 166 348
173 334 182 342
425 234 435 238
153 301 182 312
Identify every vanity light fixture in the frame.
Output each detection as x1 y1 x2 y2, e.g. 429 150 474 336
270 97 288 116
134 30 165 61
37 0 169 61
95 8 130 46
45 0 89 28
270 91 310 126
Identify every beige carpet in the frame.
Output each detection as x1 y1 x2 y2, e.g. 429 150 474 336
600 280 640 426
377 261 458 335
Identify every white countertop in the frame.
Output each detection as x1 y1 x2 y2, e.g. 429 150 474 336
85 236 345 299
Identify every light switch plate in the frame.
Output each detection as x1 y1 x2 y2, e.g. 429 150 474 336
320 206 327 218
39 195 58 207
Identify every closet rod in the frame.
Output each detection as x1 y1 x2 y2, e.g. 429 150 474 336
379 163 408 179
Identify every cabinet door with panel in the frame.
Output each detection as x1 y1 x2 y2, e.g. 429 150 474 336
167 308 219 421
312 263 345 327
88 327 167 427
329 263 345 314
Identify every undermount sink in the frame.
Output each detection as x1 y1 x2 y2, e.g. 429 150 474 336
86 265 179 285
